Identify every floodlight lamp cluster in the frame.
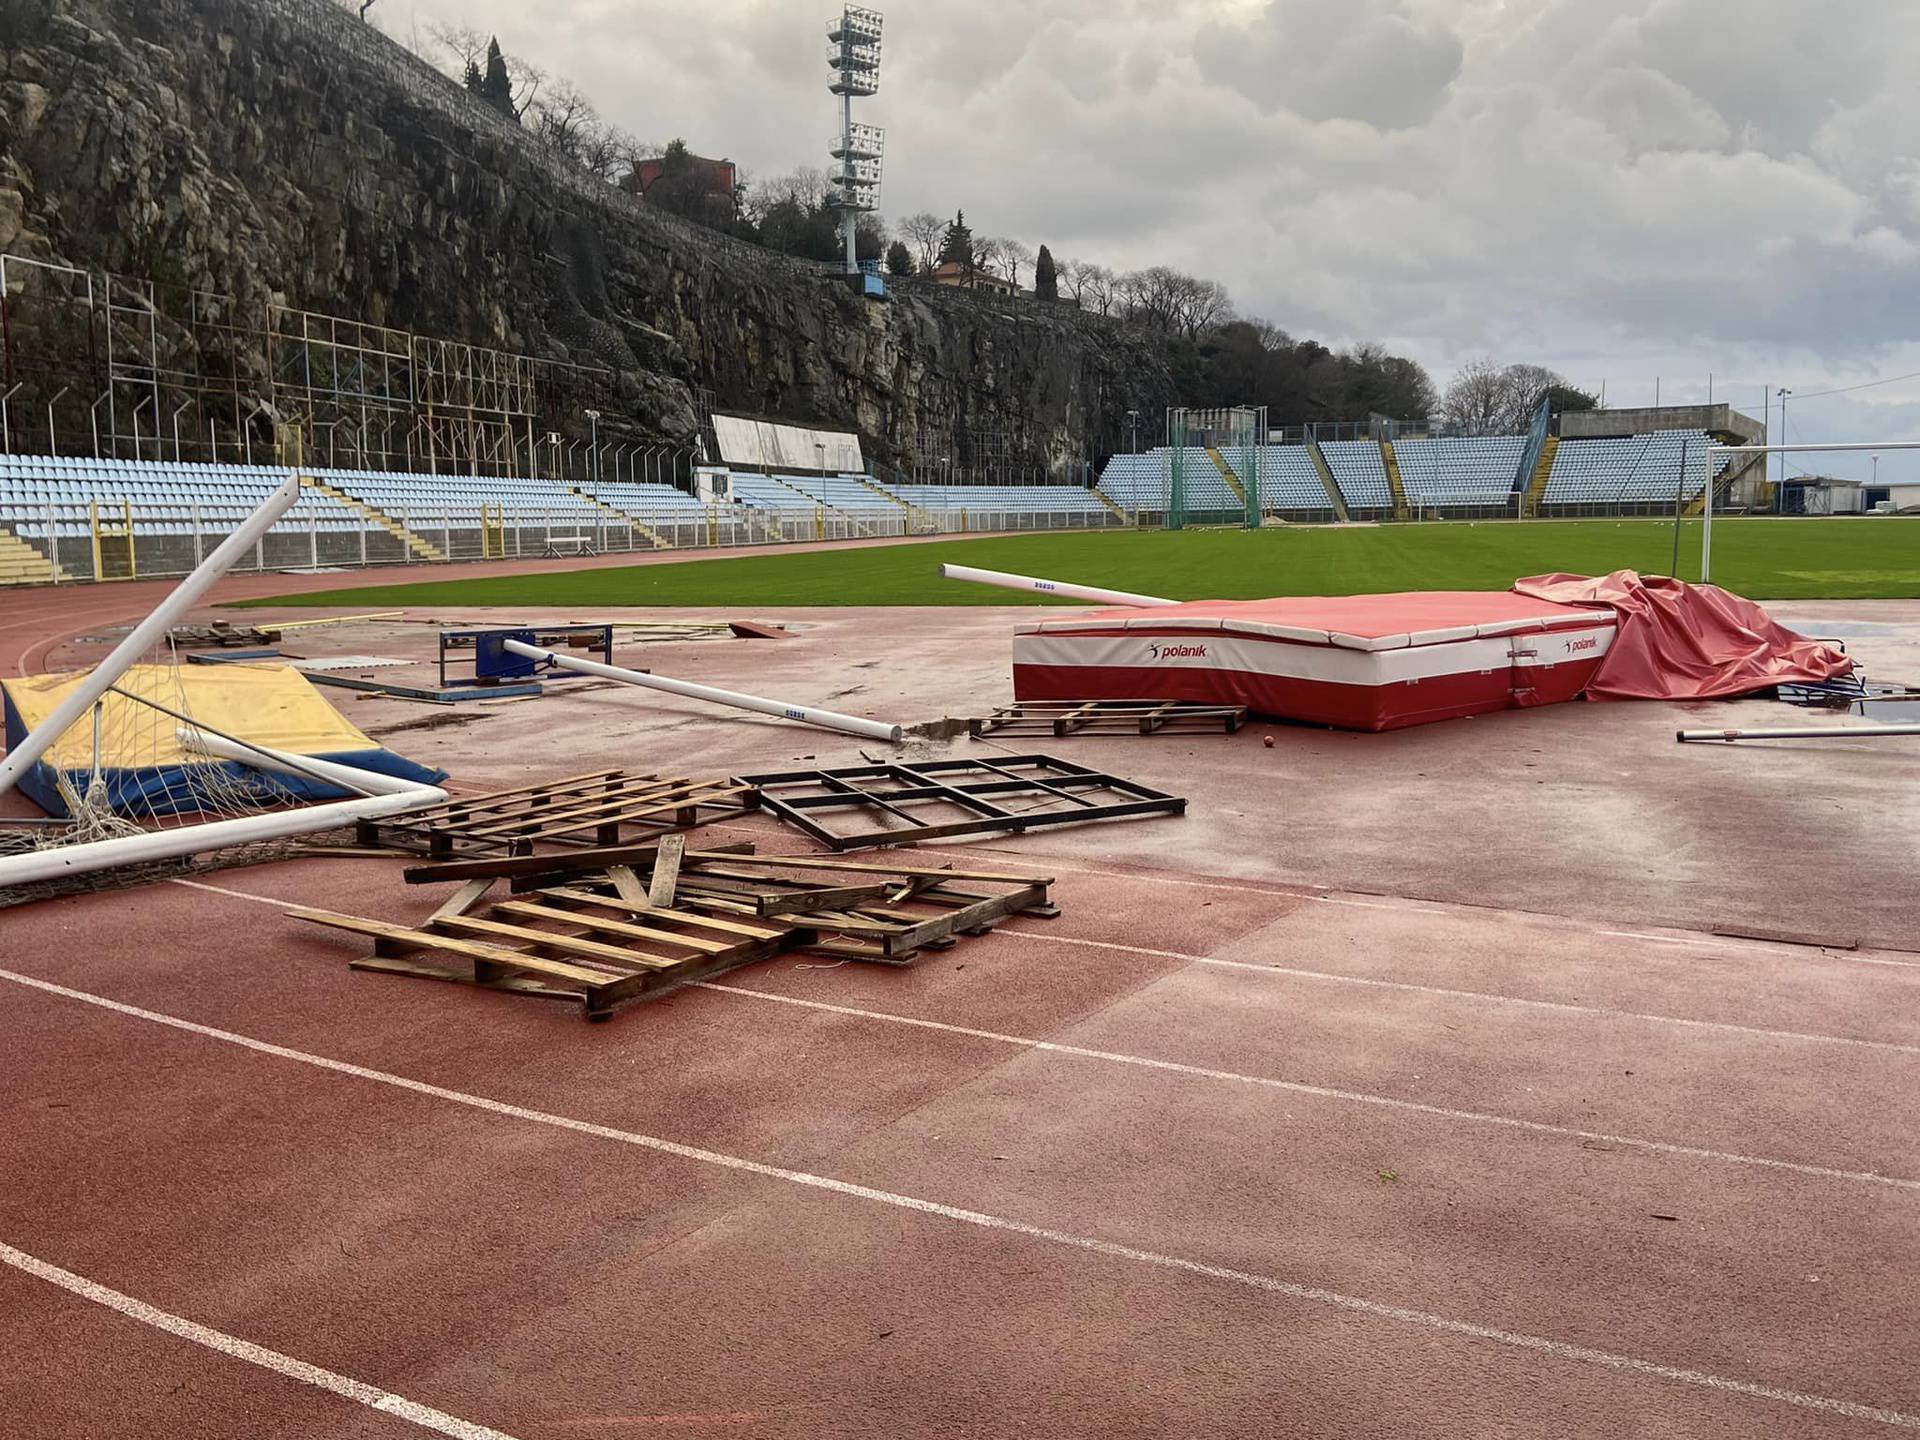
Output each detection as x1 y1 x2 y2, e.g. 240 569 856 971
827 7 885 219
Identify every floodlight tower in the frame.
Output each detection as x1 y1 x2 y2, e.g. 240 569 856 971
827 6 884 275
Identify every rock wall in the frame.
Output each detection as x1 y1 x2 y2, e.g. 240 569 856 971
0 0 1174 468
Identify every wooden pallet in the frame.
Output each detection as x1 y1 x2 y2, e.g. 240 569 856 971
288 864 789 1020
355 770 755 856
736 756 1186 851
970 700 1247 738
402 844 1060 967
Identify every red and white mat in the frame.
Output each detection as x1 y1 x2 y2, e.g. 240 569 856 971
1012 592 1619 732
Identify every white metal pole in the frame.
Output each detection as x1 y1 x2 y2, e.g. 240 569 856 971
939 562 1178 608
178 730 440 798
0 471 303 799
1678 724 1920 743
502 640 904 743
1702 443 1716 584
0 786 446 889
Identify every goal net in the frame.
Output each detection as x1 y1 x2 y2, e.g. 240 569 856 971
1166 407 1264 531
0 441 445 897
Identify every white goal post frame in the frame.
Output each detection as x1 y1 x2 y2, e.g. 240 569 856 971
1702 439 1920 583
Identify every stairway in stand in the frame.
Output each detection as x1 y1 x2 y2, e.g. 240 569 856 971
0 525 65 585
569 486 667 548
305 478 444 561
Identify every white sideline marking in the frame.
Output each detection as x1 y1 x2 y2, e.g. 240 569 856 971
0 1242 519 1440
1 967 1916 1431
168 879 1916 1189
161 887 1920 1190
171 877 1920 1060
991 927 1920 1057
695 982 1919 1192
764 829 1917 971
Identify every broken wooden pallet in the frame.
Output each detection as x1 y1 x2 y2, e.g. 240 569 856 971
736 755 1186 850
969 700 1247 738
287 863 789 1020
354 769 755 856
401 844 1060 967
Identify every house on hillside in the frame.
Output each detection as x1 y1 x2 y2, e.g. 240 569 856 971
927 261 1018 295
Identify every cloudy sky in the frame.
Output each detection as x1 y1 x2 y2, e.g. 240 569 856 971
379 0 1920 483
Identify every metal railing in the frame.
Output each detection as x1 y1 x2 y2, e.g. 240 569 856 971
0 499 1130 585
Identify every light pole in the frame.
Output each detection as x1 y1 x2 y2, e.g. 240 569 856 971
1127 409 1139 454
585 410 601 488
1776 388 1791 513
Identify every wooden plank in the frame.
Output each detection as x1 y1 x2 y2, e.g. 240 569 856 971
539 887 788 939
459 778 743 841
433 775 697 836
288 908 616 986
402 769 626 819
491 900 768 955
430 913 683 967
684 852 1052 885
405 840 754 886
647 834 685 908
485 902 738 955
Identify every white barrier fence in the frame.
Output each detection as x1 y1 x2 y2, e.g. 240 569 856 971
0 499 1131 585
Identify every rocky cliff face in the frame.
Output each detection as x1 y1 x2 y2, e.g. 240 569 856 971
0 0 1173 469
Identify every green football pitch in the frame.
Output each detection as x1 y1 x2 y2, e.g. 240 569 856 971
244 518 1920 609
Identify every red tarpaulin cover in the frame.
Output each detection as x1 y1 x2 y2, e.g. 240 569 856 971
1509 571 1852 701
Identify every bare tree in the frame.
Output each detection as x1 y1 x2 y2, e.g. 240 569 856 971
899 211 945 271
1080 263 1117 316
1438 360 1580 432
973 236 1009 280
530 79 599 163
997 238 1034 289
427 21 487 76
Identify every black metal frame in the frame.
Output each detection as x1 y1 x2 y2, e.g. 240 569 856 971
736 755 1186 851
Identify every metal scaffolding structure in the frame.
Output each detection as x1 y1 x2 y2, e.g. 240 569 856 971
0 252 621 475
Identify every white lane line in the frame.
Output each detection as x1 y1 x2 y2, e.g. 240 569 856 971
171 878 1920 1062
1596 930 1920 970
153 879 1920 1198
166 879 1917 1190
993 929 1920 1058
693 982 1919 1192
758 829 1914 971
0 1242 519 1440
1 966 1914 1433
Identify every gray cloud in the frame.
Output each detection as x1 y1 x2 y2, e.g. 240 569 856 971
377 0 1920 475
1195 0 1463 130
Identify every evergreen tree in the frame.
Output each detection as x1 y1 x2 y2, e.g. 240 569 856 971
480 38 516 118
936 211 974 270
463 58 484 95
886 240 915 277
1034 244 1058 301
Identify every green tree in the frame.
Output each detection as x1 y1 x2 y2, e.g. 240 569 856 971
886 240 915 277
1033 244 1058 300
937 211 975 270
480 37 516 118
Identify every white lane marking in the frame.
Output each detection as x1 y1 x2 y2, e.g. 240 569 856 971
991 928 1920 1058
167 879 1916 1189
1597 930 1920 970
731 827 1915 972
694 982 1918 1191
1 967 1915 1432
0 1242 519 1440
171 877 1920 1063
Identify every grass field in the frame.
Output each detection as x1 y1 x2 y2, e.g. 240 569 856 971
245 517 1920 609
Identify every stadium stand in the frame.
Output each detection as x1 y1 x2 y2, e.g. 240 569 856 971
1544 431 1712 507
1391 436 1527 509
1256 445 1332 510
1096 454 1165 511
882 483 1109 515
1318 441 1393 510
